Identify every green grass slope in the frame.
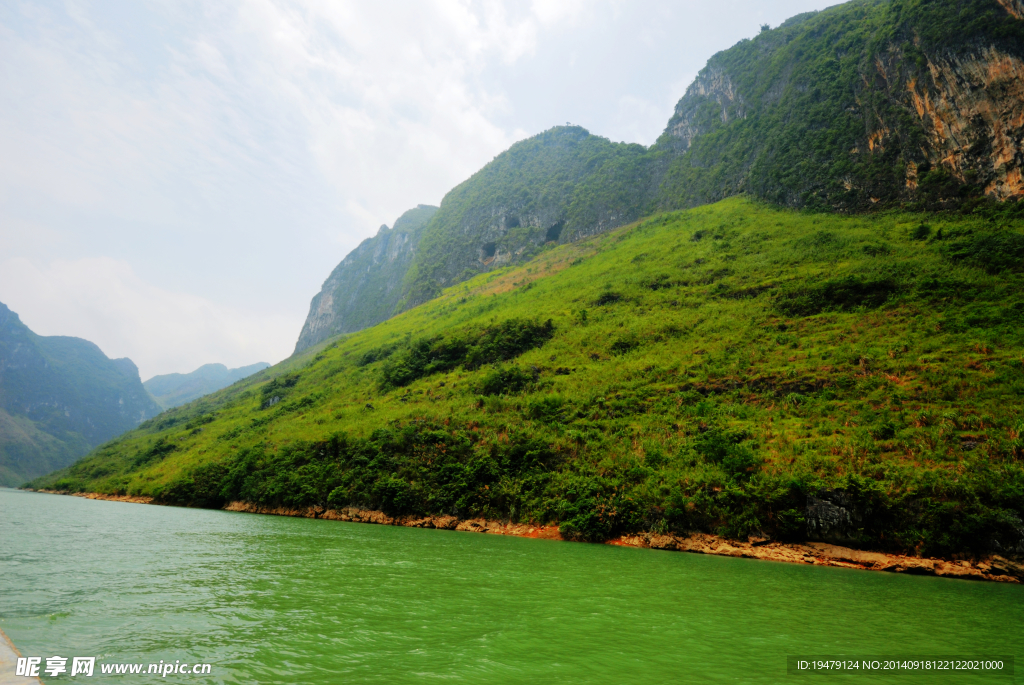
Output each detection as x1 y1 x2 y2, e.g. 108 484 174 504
31 198 1024 558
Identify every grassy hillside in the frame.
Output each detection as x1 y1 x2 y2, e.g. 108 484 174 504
32 197 1024 558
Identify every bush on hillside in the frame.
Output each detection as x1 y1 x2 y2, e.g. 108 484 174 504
776 276 899 316
478 366 536 396
943 232 1024 274
380 318 554 388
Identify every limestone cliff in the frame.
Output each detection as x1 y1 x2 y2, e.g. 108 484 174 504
293 0 1024 350
873 43 1024 200
294 205 438 353
656 0 1024 210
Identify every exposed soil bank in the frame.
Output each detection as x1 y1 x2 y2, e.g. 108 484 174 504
30 490 1024 584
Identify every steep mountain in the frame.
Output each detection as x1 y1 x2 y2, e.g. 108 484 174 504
144 362 271 409
294 0 1024 343
653 0 1024 211
398 129 651 310
294 205 438 353
29 198 1024 562
0 301 161 486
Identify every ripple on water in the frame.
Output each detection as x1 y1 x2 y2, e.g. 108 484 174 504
2 488 1021 685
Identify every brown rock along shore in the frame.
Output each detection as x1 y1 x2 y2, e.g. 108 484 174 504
32 489 1024 583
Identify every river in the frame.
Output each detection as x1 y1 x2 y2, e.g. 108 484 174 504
1 488 1020 684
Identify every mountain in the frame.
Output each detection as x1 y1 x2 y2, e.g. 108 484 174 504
653 0 1024 211
294 205 437 353
29 197 1024 561
295 0 1024 344
28 0 1024 563
144 362 271 409
0 301 161 486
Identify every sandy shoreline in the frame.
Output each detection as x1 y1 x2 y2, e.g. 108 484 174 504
29 489 1024 584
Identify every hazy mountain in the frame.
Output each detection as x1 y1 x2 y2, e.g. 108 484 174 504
0 301 161 486
145 362 271 409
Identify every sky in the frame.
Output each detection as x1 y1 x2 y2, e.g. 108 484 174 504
0 0 838 380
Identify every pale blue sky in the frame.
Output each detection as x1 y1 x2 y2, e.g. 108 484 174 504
0 0 838 378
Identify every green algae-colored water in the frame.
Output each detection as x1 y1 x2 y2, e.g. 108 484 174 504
1 488 1021 684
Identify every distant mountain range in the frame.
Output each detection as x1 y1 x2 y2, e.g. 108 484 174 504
0 301 270 485
0 301 161 486
144 362 270 409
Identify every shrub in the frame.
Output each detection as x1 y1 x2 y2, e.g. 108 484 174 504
380 318 554 388
595 292 622 305
776 276 899 316
692 428 760 479
260 374 300 408
610 335 640 355
132 438 176 469
942 232 1024 274
356 344 397 367
555 475 641 542
478 365 536 396
527 396 568 424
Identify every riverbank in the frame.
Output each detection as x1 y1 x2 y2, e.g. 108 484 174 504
30 489 1024 584
0 627 43 685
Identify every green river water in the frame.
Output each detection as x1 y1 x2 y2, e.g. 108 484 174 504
1 488 1021 684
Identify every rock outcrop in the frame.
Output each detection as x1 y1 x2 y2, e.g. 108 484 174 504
294 205 437 353
874 44 1024 200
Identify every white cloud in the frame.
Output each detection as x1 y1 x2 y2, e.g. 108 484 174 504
0 257 300 380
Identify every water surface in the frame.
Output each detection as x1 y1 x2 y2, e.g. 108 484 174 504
2 489 1020 684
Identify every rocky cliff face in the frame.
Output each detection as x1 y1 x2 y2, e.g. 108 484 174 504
657 0 1024 210
873 43 1024 200
294 205 438 353
664 65 746 153
0 301 161 485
